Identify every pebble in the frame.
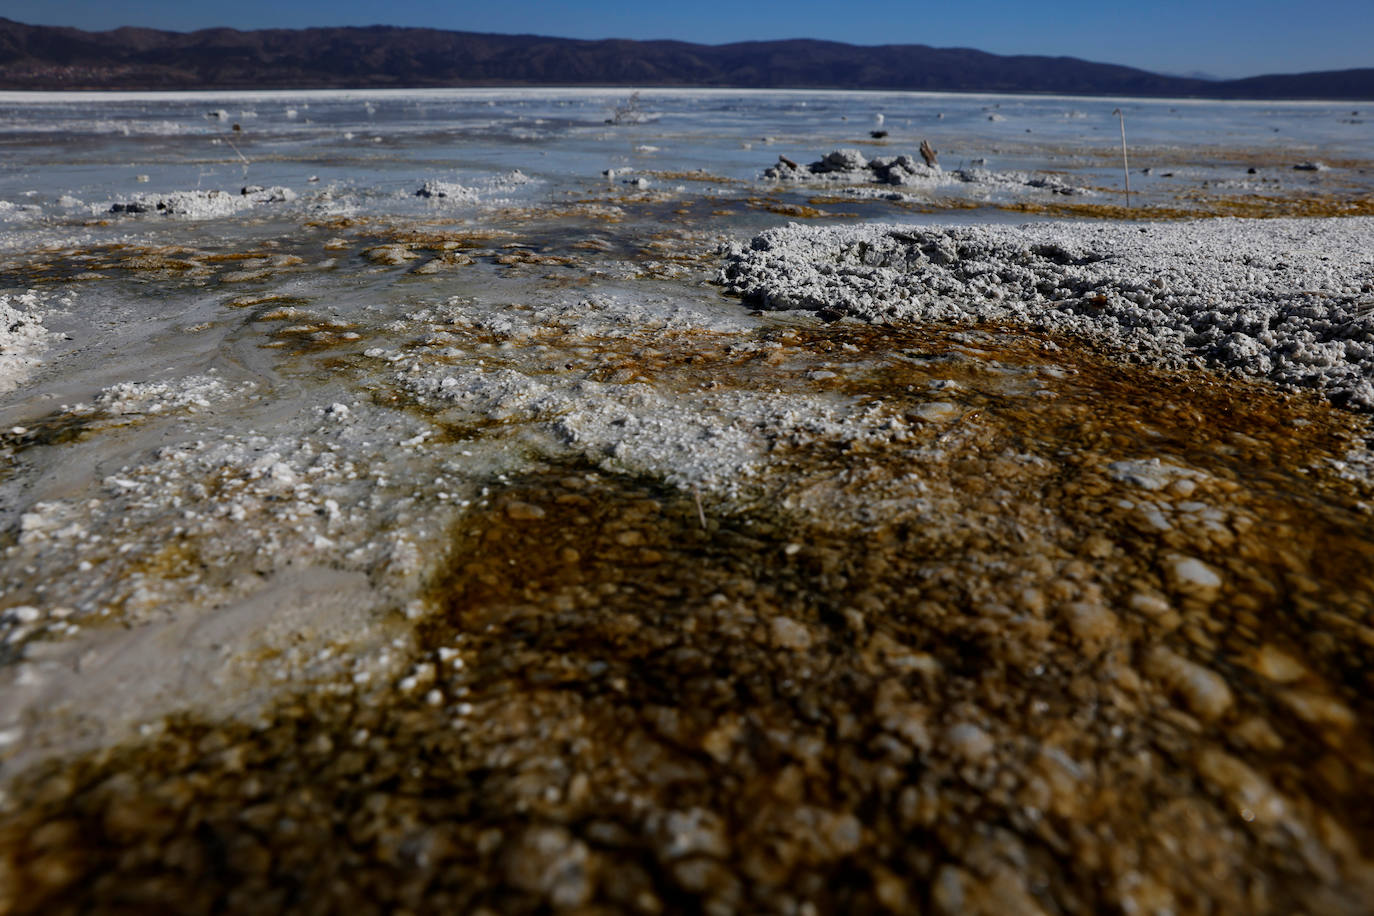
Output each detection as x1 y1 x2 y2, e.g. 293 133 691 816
1145 646 1233 720
1063 601 1118 651
1107 458 1197 491
656 808 730 859
1128 591 1172 619
504 501 547 521
1195 749 1288 826
770 616 812 651
363 246 418 265
1233 716 1284 751
910 401 960 422
502 826 593 908
1164 555 1222 599
931 864 971 914
1251 644 1307 683
945 723 994 761
1279 689 1356 731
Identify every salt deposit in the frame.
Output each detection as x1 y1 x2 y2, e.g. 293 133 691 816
85 374 248 416
719 217 1374 408
374 294 915 496
0 291 56 394
764 149 1089 196
2 89 1374 916
0 201 43 222
107 186 296 219
415 170 534 204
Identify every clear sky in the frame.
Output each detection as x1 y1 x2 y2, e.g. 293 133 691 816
4 0 1371 80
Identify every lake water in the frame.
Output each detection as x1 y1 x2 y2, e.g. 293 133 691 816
1 87 1371 223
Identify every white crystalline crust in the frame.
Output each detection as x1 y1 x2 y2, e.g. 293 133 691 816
88 375 246 416
107 187 298 219
415 170 535 205
762 149 1088 197
719 217 1374 408
0 291 55 395
375 294 907 497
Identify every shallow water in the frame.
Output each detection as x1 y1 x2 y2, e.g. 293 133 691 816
1 89 1373 914
2 88 1372 222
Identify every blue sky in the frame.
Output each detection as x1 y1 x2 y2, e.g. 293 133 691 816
4 0 1371 79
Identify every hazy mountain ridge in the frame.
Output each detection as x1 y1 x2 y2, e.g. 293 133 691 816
0 17 1370 99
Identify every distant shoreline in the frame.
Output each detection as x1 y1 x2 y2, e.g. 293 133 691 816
2 17 1371 101
0 86 1368 106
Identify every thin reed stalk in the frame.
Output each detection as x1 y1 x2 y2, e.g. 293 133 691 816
1112 108 1131 207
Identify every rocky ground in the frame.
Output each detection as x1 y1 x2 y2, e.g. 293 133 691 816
2 219 1374 912
1 115 1374 912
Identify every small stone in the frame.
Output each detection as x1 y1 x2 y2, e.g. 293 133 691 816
700 717 743 763
1279 689 1356 731
817 810 863 857
1080 534 1114 558
871 865 910 912
1164 554 1222 600
1233 716 1284 751
1035 747 1088 818
504 501 546 521
1129 591 1171 619
910 401 960 422
1107 458 1195 491
1169 478 1197 497
1145 646 1233 721
931 864 970 915
945 723 994 761
1196 749 1288 825
770 616 812 651
657 808 730 860
1019 587 1047 614
503 826 593 909
1251 644 1307 683
363 245 418 265
1063 601 1118 651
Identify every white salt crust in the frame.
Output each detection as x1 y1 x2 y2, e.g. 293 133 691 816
719 217 1374 408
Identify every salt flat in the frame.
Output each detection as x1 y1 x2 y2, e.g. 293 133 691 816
1 89 1373 915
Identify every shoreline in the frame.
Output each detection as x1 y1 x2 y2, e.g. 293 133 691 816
2 86 1372 105
1 90 1373 913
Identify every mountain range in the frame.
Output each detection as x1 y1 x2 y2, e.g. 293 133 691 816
1 17 1370 99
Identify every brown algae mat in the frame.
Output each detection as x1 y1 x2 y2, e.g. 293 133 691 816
2 324 1374 914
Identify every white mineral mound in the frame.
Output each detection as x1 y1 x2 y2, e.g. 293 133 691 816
719 217 1374 409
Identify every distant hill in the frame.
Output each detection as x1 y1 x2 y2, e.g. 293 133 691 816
0 17 1370 100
